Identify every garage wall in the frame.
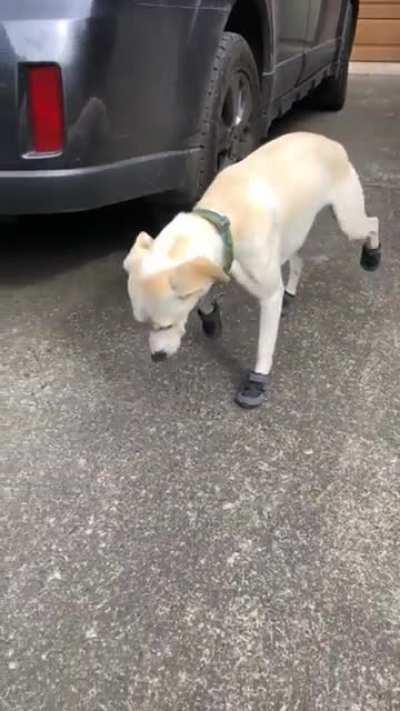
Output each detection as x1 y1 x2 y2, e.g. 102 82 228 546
352 0 400 60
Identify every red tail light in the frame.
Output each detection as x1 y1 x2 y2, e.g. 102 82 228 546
27 65 64 154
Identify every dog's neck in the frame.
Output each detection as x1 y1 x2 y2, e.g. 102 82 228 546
192 208 233 274
159 212 227 270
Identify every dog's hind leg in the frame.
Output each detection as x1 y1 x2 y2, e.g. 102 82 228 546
286 253 304 295
282 253 303 315
331 164 381 271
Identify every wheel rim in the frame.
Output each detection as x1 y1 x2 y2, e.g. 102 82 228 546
217 70 255 171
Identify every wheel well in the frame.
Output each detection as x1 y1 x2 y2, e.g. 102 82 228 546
225 0 266 78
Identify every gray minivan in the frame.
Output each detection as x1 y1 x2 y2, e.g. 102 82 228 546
0 1 357 214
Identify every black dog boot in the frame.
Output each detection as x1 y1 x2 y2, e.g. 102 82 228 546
198 301 222 339
360 243 382 272
235 371 269 409
281 290 295 317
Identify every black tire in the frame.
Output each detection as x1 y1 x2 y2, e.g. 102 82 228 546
178 32 262 206
312 3 354 111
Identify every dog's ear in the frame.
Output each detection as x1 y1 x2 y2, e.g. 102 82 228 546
123 232 153 273
135 232 153 251
170 257 229 296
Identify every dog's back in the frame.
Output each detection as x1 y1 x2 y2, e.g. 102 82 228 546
200 132 350 230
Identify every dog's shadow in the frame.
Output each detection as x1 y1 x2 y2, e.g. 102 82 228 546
0 199 173 289
196 329 243 386
191 285 257 386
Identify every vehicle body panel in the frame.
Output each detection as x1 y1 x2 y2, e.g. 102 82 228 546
303 0 344 78
273 0 310 98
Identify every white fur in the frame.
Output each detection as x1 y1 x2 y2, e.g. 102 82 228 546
124 132 379 374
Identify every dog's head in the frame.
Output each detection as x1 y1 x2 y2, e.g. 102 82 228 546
123 226 228 360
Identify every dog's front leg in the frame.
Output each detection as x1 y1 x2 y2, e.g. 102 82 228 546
235 285 283 409
255 288 284 374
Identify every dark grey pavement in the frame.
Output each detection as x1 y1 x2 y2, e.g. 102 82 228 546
1 76 400 711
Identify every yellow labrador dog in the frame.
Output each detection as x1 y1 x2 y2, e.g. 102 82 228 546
124 132 380 408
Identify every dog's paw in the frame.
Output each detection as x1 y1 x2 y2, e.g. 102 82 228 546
281 291 295 317
360 243 382 272
198 302 222 338
235 371 269 409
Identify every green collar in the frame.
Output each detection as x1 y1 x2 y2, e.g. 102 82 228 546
192 208 234 275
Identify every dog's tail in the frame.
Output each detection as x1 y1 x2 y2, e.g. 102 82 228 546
331 163 381 271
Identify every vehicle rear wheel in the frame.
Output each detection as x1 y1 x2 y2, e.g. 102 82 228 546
179 32 262 206
311 3 354 111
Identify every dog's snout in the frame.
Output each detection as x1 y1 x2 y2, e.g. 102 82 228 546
151 351 167 363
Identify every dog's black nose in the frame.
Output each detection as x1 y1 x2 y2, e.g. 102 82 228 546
151 351 167 363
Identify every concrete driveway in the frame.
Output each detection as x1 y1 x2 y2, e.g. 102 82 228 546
1 76 400 711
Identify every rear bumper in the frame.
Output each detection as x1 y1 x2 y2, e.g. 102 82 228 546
0 148 199 214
